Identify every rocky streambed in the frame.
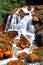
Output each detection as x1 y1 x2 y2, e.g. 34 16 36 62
0 5 43 65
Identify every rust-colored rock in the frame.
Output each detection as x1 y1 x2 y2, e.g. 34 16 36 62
39 46 43 50
32 16 39 21
7 60 24 65
10 8 20 14
32 49 43 61
19 9 26 18
27 53 39 62
3 31 18 38
34 24 40 31
0 31 18 43
17 34 30 49
0 40 13 60
4 31 18 43
17 52 27 60
0 23 5 33
35 5 43 10
32 50 39 55
19 9 29 18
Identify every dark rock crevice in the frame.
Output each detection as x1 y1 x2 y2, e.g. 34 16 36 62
25 0 43 5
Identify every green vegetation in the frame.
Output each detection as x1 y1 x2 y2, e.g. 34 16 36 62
40 61 43 65
0 0 25 23
37 50 43 56
40 10 43 15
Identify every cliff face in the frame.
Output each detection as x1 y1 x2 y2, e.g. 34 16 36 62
25 0 43 5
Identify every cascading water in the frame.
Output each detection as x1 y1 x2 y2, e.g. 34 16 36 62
4 7 40 65
5 7 35 46
5 15 13 32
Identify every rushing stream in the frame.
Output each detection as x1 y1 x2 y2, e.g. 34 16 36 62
2 7 40 65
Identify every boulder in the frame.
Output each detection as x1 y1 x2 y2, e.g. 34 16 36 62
27 53 39 62
17 34 30 49
17 52 27 60
0 31 18 43
32 16 39 22
0 40 13 60
35 27 43 46
7 60 25 65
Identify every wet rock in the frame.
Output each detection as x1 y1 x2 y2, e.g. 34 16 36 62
0 40 13 60
19 9 26 18
3 31 18 38
19 9 29 18
0 23 5 33
35 27 43 46
17 52 27 60
10 8 19 14
27 53 39 62
35 24 40 31
7 60 25 65
39 46 43 50
0 31 18 43
2 13 9 31
38 15 43 23
34 6 43 10
32 49 43 61
17 34 30 49
32 16 39 22
32 16 43 32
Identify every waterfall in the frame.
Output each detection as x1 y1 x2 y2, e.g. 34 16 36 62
5 15 13 32
5 7 35 45
10 14 21 31
1 7 41 65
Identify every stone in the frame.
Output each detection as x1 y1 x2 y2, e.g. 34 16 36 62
17 52 27 60
0 40 13 60
7 60 25 65
35 27 43 46
32 16 39 21
17 34 30 49
27 53 39 62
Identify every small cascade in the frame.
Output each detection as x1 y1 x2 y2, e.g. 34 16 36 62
5 15 13 31
10 14 21 30
5 7 35 46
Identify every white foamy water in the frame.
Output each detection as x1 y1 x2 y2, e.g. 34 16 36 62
0 57 18 65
